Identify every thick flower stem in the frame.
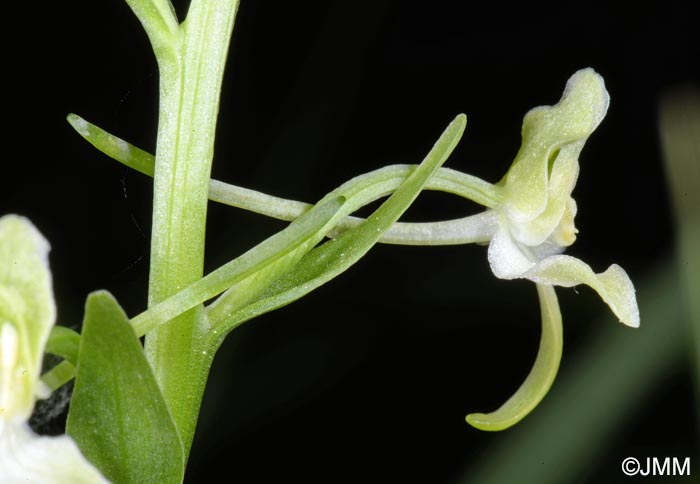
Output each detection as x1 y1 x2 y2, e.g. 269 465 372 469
145 0 239 458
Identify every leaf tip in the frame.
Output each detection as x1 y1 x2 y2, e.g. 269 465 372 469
451 113 467 134
67 113 90 138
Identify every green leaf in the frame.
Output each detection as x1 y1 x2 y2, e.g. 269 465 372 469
45 325 81 366
41 325 81 391
67 114 156 178
130 196 345 336
67 291 184 484
206 114 467 336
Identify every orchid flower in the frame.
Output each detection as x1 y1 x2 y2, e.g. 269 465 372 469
64 68 639 433
486 68 638 324
457 68 639 430
0 215 110 483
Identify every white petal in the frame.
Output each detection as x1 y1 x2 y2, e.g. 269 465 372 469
0 215 56 419
521 255 640 327
0 422 111 484
487 228 535 279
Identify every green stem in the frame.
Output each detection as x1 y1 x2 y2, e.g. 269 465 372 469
144 0 239 458
124 0 179 60
41 360 76 391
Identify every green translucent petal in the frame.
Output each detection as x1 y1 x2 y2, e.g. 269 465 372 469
0 215 55 419
523 255 640 328
504 68 609 224
466 284 563 430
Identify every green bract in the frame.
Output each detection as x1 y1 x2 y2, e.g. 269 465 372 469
67 292 184 484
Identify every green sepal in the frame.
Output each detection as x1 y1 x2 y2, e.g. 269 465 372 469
503 68 609 225
67 291 184 484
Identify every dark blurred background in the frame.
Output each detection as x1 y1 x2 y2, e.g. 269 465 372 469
4 0 698 482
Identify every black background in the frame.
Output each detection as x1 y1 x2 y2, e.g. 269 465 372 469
5 0 698 482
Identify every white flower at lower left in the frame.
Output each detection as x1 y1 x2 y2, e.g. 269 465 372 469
0 419 110 484
0 215 110 484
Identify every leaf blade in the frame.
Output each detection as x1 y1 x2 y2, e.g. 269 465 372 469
67 291 184 484
130 196 345 336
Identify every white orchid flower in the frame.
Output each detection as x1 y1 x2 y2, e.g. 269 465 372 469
451 68 640 430
486 68 639 328
62 67 640 433
322 70 639 335
0 215 110 483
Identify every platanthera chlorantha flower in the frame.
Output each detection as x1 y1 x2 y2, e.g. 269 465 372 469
0 215 110 483
455 68 639 430
63 67 639 433
486 69 637 313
